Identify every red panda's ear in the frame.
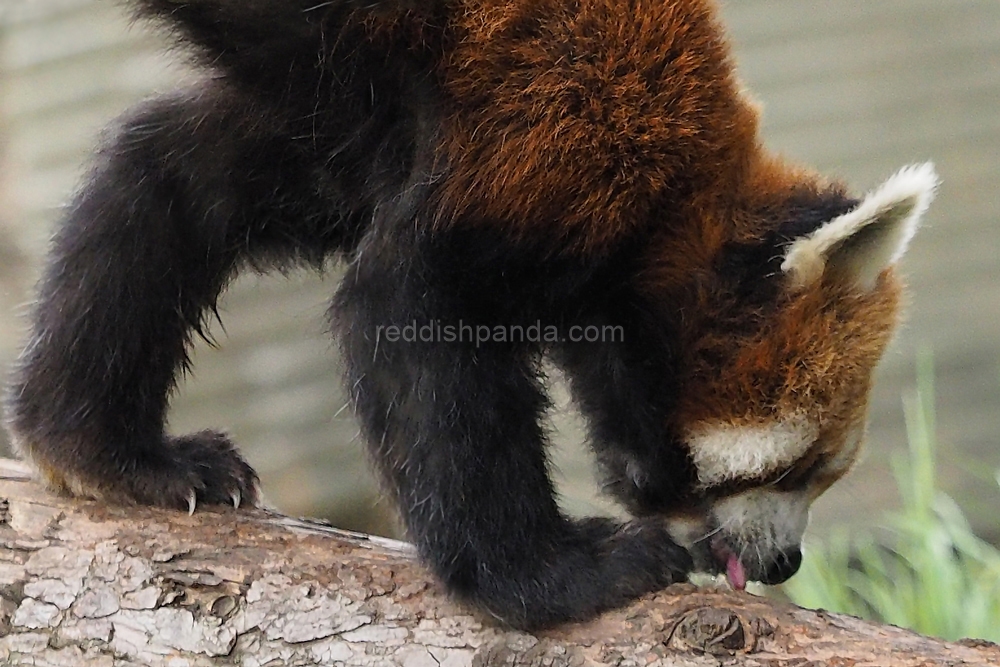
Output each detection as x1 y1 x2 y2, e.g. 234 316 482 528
781 163 938 291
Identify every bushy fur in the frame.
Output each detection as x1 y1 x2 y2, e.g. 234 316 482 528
4 0 930 629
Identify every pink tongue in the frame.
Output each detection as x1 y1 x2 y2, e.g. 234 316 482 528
726 554 747 591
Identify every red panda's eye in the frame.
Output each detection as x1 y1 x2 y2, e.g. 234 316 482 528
776 451 827 490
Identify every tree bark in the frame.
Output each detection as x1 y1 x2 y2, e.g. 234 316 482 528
0 458 997 666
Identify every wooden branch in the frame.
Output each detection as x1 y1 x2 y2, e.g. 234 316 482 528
0 458 997 666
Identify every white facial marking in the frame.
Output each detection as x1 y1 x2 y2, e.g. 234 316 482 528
713 489 810 555
687 416 819 488
782 162 938 290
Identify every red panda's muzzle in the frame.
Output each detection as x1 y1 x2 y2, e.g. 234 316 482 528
670 488 809 589
708 533 802 589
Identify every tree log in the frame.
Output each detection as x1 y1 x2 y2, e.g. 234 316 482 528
0 458 997 666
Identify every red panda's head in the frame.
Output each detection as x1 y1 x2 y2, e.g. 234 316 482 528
622 163 938 587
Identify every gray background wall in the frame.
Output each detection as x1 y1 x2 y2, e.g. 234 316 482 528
1 0 998 543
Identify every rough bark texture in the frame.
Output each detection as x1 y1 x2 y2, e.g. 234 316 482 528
0 458 997 666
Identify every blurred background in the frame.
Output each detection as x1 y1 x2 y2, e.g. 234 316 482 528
0 0 997 546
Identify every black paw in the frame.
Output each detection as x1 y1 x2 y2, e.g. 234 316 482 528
600 517 694 589
111 430 259 512
453 517 694 629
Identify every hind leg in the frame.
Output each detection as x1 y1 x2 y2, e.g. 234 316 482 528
5 89 334 510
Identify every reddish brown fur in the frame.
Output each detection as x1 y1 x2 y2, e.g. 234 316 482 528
674 274 899 423
645 253 902 494
436 0 760 250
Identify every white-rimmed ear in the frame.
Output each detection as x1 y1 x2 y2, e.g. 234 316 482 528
782 163 938 290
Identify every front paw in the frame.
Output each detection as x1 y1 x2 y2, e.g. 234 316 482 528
602 517 694 589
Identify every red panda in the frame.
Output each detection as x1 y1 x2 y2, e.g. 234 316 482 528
3 0 936 629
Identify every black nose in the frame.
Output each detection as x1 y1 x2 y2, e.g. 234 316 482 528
761 547 803 585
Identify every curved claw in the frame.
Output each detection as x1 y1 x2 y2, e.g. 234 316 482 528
187 490 197 516
231 490 241 509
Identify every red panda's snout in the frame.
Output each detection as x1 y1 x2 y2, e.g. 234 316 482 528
673 488 810 589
